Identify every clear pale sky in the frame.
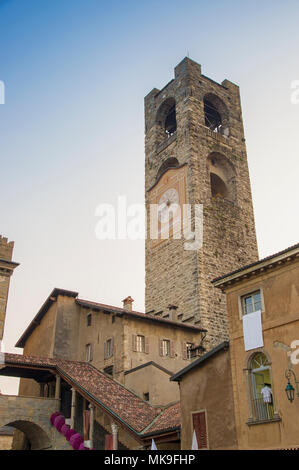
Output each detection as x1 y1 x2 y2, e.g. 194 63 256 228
1 0 299 393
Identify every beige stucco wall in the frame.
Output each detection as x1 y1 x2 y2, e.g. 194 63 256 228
76 308 125 381
19 301 58 396
124 363 179 405
225 258 299 449
179 348 237 450
123 318 202 378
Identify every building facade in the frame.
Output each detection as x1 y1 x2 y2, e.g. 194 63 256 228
213 243 299 449
171 342 238 450
16 288 205 405
144 57 258 349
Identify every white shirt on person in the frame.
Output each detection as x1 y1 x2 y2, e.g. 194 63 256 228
261 386 272 403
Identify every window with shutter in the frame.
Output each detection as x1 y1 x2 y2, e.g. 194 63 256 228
159 339 164 356
145 337 149 354
170 340 175 358
105 434 113 450
132 334 137 352
192 411 208 449
136 335 145 352
182 342 188 360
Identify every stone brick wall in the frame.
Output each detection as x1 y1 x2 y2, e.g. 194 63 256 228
0 235 17 341
145 58 258 350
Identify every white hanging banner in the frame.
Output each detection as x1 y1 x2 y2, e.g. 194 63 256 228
242 310 264 351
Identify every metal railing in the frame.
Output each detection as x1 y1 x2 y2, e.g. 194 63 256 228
252 397 274 421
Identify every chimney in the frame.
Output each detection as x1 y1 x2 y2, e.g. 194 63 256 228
167 304 178 321
122 296 134 311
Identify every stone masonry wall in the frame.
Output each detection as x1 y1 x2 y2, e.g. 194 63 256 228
0 236 17 341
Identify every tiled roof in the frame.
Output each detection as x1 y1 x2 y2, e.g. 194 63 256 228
76 298 204 332
55 359 161 433
16 288 204 348
4 353 56 368
143 402 180 435
212 242 299 286
3 353 180 437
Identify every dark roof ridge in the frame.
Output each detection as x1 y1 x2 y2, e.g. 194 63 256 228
124 361 174 377
212 242 299 285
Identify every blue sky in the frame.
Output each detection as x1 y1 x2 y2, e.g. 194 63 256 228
1 0 299 392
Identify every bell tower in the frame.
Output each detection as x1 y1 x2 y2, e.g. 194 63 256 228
0 235 19 341
144 58 258 349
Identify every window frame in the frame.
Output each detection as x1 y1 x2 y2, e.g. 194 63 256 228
136 334 145 353
238 287 265 319
104 337 114 359
191 409 209 450
245 350 280 425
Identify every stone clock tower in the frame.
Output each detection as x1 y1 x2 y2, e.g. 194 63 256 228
144 58 258 349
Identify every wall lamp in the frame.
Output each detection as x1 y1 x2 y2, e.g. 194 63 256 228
285 369 299 403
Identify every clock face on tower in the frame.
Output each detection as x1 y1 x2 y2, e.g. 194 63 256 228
158 188 180 222
148 165 187 247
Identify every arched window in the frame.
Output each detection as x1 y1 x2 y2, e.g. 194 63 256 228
156 98 177 143
249 352 274 421
207 152 235 202
203 94 229 137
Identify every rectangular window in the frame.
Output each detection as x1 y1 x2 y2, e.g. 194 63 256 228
132 334 149 353
104 338 113 359
162 339 170 357
143 392 149 402
87 313 92 326
136 335 145 353
160 339 175 357
242 290 262 316
85 344 92 362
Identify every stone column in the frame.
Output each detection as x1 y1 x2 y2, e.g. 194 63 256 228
70 388 76 429
55 374 61 400
89 404 94 449
111 423 119 450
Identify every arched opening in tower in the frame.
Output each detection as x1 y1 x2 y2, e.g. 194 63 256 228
204 99 222 133
210 172 229 199
164 105 176 136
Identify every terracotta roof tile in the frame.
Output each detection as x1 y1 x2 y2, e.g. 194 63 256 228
143 402 181 434
3 354 179 435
